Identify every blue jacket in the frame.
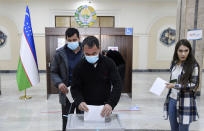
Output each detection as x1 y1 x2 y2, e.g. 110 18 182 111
50 45 82 106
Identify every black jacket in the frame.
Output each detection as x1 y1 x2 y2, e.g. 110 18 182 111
106 50 126 88
71 54 122 109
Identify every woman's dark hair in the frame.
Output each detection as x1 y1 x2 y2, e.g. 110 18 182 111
171 39 200 90
82 36 100 48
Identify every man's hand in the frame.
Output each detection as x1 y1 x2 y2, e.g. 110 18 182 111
165 83 175 89
58 83 68 94
78 102 89 112
101 104 112 117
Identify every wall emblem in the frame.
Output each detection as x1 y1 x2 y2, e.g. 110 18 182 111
0 30 7 48
160 27 176 46
75 5 97 27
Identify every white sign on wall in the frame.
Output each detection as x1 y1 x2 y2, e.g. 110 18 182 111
108 46 118 51
187 29 203 40
56 38 65 50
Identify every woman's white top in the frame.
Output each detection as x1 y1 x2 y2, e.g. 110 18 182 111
169 64 183 100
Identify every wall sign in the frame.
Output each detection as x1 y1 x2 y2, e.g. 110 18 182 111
160 27 176 46
125 28 133 35
108 46 118 51
75 5 97 27
0 30 7 48
187 29 202 40
56 38 65 50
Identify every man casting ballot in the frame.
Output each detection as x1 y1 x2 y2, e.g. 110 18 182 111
71 36 122 117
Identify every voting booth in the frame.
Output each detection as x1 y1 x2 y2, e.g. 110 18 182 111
66 114 124 131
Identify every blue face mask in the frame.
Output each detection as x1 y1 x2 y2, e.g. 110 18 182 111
85 54 99 64
67 41 79 50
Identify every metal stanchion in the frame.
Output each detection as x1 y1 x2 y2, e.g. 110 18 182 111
19 88 32 100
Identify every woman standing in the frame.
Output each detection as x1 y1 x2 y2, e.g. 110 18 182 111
164 39 200 131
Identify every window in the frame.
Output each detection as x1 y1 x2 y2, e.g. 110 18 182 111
55 16 114 27
99 16 114 27
55 16 70 27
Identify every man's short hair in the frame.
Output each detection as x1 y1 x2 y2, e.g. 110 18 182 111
82 36 100 48
65 28 79 38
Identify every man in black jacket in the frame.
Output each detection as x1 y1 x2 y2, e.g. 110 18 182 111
50 28 82 131
71 36 122 117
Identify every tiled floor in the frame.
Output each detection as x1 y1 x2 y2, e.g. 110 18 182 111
0 72 203 131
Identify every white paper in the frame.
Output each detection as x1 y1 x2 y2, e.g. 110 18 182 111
66 86 74 103
187 29 203 40
84 105 105 122
150 77 167 96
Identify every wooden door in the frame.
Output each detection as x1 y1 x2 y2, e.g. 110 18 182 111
101 28 133 94
45 27 100 98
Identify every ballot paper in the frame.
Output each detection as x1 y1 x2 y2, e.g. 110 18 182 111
150 77 167 96
66 86 74 103
84 105 105 122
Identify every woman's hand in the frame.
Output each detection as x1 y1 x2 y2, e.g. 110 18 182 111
165 83 175 89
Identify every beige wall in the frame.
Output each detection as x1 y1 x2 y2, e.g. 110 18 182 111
0 15 46 70
148 16 176 69
0 0 187 70
132 36 139 69
0 16 20 70
33 36 46 70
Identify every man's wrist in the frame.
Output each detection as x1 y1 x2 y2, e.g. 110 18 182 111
57 82 63 88
106 102 114 109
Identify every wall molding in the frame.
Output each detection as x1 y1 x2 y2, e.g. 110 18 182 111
18 33 45 37
0 69 169 73
18 32 151 38
18 32 149 38
0 70 46 73
133 69 169 72
1 69 204 73
49 9 121 27
133 33 150 37
146 14 176 34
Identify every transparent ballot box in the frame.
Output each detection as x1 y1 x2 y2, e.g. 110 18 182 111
66 114 124 131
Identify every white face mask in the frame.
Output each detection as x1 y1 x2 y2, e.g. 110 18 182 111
85 54 99 64
67 41 79 50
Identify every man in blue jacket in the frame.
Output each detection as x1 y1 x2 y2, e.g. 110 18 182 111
51 28 82 131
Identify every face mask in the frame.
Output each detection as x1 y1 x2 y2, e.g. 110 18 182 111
85 54 99 64
67 41 79 50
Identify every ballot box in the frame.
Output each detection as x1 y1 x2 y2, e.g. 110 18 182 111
66 114 124 131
